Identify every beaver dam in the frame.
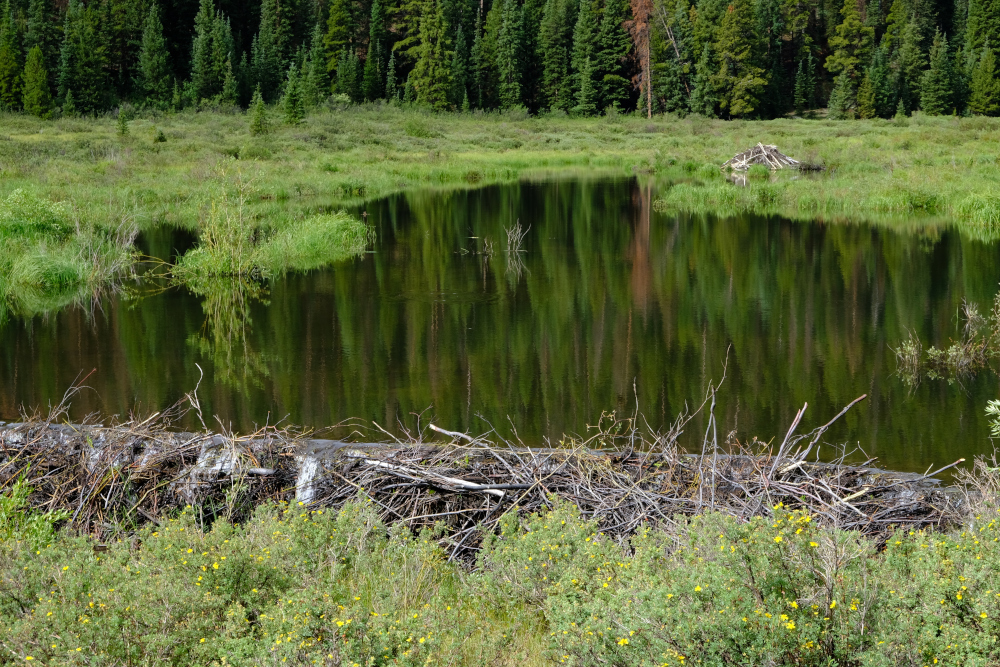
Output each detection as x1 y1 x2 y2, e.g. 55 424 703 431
0 394 969 560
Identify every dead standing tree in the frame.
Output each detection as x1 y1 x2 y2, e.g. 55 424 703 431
627 0 654 119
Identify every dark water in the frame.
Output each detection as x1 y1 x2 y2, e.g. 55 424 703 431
3 177 1000 473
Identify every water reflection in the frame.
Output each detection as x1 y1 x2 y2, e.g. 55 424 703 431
1 177 999 473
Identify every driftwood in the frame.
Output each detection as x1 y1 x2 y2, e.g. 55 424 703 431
0 391 968 562
723 143 801 171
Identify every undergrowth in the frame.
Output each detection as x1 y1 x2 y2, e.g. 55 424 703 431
3 481 1000 666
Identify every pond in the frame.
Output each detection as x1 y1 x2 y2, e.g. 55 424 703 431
2 177 999 474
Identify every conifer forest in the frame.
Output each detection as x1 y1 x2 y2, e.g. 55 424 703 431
0 0 997 118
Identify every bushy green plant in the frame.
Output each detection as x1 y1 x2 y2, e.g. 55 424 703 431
0 478 70 548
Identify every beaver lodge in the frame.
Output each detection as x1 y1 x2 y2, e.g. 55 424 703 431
723 143 801 171
0 393 969 562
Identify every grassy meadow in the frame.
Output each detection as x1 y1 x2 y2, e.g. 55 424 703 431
2 104 1000 316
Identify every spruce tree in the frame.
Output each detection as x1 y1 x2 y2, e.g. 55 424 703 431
867 45 893 117
385 50 398 100
496 0 523 108
302 23 328 107
56 0 108 114
336 48 362 101
690 42 717 116
856 70 876 117
220 56 238 104
826 0 875 78
969 44 1000 115
894 20 926 113
361 0 387 100
253 0 287 101
25 0 58 73
571 0 598 108
324 0 355 76
449 25 468 108
190 0 218 100
249 84 269 135
793 57 808 115
0 0 21 111
62 87 76 115
21 45 51 117
714 0 766 117
968 0 1000 63
920 29 954 114
137 4 172 108
573 55 596 114
540 0 575 111
827 69 855 118
412 0 450 110
756 0 787 118
283 63 305 122
594 0 631 111
882 0 906 54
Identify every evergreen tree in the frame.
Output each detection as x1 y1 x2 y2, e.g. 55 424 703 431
713 0 766 117
856 69 876 117
189 0 219 100
249 84 269 134
324 0 355 75
594 0 631 111
894 20 926 112
220 56 238 104
336 48 362 101
882 0 906 54
385 49 398 100
361 0 387 100
690 42 717 115
469 9 486 107
21 45 51 117
137 4 172 108
573 54 597 114
62 87 76 114
756 0 787 117
826 0 875 78
827 68 855 118
412 0 451 110
283 62 305 122
0 0 21 111
253 0 287 101
57 0 108 113
793 57 808 115
969 43 1000 115
866 45 893 117
572 0 600 107
302 23 328 106
967 0 1000 63
25 0 58 73
920 29 954 114
496 0 523 108
449 25 468 108
540 0 576 111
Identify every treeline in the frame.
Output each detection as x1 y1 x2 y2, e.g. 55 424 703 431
0 0 997 119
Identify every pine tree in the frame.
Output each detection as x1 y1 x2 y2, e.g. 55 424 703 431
714 0 766 117
690 42 717 115
756 0 786 118
385 50 398 100
882 0 906 54
283 63 305 122
0 0 21 111
920 29 954 114
867 45 893 117
324 0 355 75
361 0 387 100
412 0 451 110
254 0 287 101
137 4 172 108
594 0 631 111
220 56 238 104
21 45 51 117
967 0 1000 63
969 44 1000 115
190 0 219 100
856 70 876 117
25 0 58 73
63 87 76 114
462 87 470 110
336 48 362 100
826 0 875 78
56 0 108 114
540 0 576 111
573 55 597 114
249 84 269 134
449 25 468 108
827 68 855 118
571 0 598 108
302 23 328 106
793 57 808 115
496 0 523 108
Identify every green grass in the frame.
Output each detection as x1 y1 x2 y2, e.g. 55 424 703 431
2 105 1000 315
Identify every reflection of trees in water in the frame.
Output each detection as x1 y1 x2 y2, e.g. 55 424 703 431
185 276 270 393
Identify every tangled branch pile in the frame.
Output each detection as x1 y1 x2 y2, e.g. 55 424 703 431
1 389 969 560
723 143 801 171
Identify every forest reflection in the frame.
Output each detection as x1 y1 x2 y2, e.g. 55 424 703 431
2 177 998 474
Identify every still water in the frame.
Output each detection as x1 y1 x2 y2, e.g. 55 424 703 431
2 177 999 473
